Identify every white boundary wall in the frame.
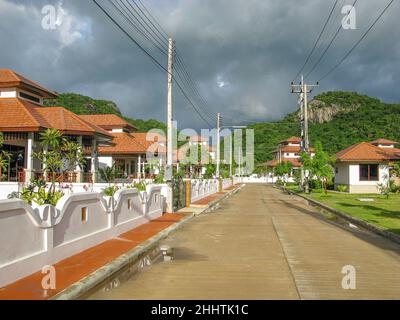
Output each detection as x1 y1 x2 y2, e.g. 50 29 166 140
190 179 219 203
0 186 164 288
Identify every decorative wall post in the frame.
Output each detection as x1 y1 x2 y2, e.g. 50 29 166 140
185 179 191 207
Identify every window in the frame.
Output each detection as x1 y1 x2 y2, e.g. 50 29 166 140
359 164 379 181
127 199 132 210
19 92 41 103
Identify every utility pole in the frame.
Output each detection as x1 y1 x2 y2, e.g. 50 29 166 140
216 113 221 179
291 75 318 193
229 135 233 177
167 37 175 172
166 37 175 212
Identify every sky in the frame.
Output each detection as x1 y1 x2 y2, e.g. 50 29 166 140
0 0 399 131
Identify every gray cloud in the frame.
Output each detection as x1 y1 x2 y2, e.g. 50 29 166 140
1 0 399 130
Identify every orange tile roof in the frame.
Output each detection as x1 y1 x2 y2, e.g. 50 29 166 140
98 132 166 155
79 114 137 132
35 107 112 137
0 69 58 99
370 138 398 145
336 142 400 162
265 158 303 168
280 136 302 144
0 98 49 131
0 98 112 138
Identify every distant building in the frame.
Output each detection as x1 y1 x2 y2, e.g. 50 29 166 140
265 136 315 169
334 139 400 193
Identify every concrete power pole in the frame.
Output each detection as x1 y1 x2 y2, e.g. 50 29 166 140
166 37 175 213
216 113 221 179
167 37 175 171
291 75 318 192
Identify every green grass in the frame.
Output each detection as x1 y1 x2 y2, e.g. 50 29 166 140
306 192 400 235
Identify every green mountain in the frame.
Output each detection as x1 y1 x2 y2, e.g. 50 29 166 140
44 93 166 132
250 91 400 164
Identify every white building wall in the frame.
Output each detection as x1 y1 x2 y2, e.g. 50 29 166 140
335 162 389 193
0 89 17 98
98 156 113 169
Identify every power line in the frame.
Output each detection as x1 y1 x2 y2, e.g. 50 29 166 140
304 0 359 80
133 0 225 123
317 0 396 82
93 0 214 127
292 0 339 82
113 0 168 56
113 0 218 125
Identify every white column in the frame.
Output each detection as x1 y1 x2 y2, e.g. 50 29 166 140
25 132 34 183
91 139 98 183
137 155 142 179
76 136 83 183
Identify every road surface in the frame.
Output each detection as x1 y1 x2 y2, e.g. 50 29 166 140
89 184 400 300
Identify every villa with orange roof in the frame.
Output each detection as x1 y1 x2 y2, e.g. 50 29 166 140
265 136 315 170
0 69 113 183
334 139 400 193
80 114 166 179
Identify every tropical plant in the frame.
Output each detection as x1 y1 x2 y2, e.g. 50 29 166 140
154 169 165 184
203 164 216 179
8 179 64 206
99 165 116 185
0 133 11 181
32 129 85 202
301 142 336 194
102 185 120 197
126 181 147 192
377 182 391 199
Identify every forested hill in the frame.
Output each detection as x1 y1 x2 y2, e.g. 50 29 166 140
250 91 400 164
44 93 166 132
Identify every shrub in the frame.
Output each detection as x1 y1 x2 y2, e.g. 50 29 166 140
309 179 322 190
337 185 348 193
8 179 64 206
127 181 147 192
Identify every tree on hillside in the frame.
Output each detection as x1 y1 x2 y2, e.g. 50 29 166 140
301 142 335 194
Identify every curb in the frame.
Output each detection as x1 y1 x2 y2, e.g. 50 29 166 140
51 185 243 300
281 187 400 245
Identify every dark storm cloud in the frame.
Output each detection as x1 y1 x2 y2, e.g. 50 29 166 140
0 0 399 130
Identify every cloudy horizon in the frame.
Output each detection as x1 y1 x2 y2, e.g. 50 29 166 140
1 0 399 130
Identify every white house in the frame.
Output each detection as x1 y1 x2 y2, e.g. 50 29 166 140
334 139 400 193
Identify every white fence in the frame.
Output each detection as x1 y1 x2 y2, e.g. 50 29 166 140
222 178 233 190
190 179 219 203
0 186 164 288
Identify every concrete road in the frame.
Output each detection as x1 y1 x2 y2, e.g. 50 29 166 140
89 184 400 300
